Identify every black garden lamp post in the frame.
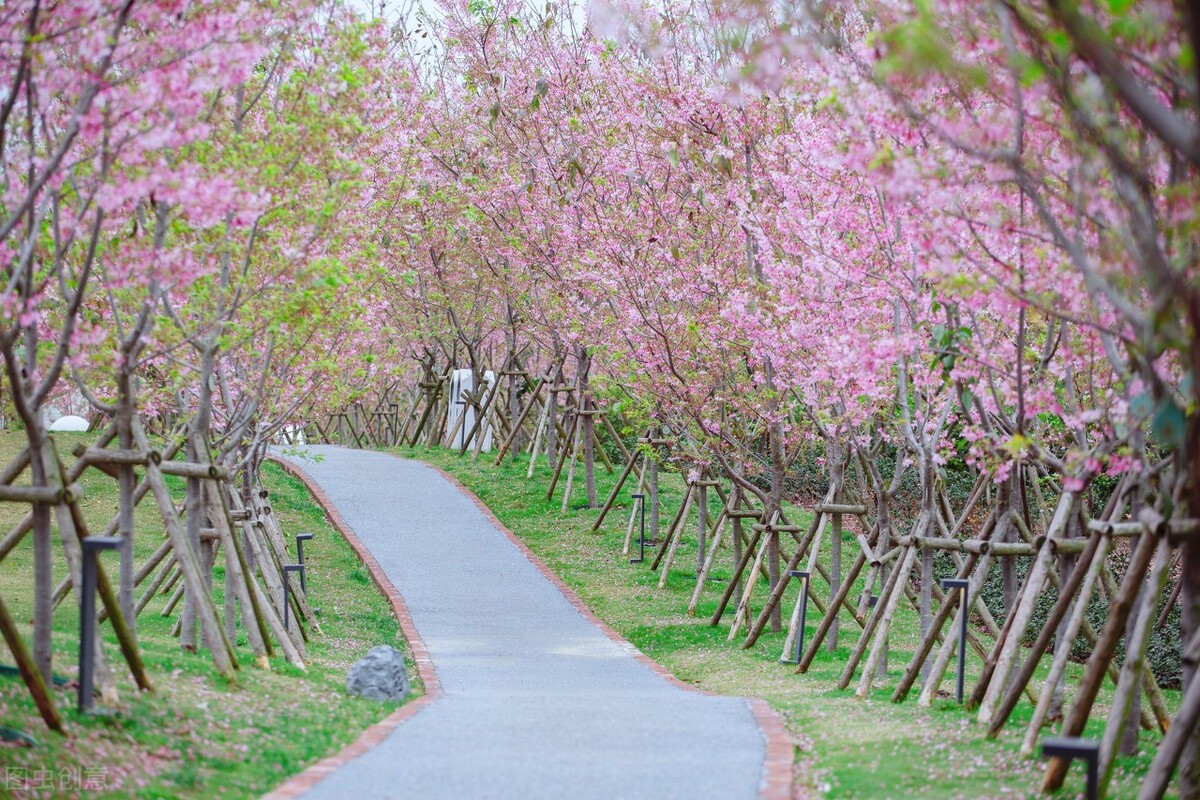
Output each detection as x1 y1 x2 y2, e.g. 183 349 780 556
295 532 314 595
939 577 970 703
79 536 122 713
630 493 646 564
1041 737 1099 800
283 564 305 630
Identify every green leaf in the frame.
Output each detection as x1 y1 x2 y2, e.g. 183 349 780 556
1129 392 1153 419
1151 397 1186 449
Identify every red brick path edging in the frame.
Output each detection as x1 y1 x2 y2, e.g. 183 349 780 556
261 456 443 800
263 452 795 800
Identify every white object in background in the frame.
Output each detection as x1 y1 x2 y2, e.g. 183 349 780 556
48 414 89 432
444 369 495 452
280 423 307 445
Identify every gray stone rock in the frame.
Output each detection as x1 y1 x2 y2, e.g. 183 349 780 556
346 645 410 701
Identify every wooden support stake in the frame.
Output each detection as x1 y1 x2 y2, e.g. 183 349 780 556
987 530 1105 735
916 553 996 706
1097 535 1172 795
493 376 545 464
838 543 913 690
0 592 62 732
651 482 694 571
592 447 641 531
1042 524 1160 792
133 423 237 680
710 527 763 626
727 536 769 641
977 496 1076 726
854 545 919 697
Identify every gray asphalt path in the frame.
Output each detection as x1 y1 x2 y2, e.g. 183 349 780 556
280 446 768 800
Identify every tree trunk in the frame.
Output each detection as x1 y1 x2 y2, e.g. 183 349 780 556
650 454 660 543
30 440 53 685
766 420 785 633
578 347 596 508
117 372 136 639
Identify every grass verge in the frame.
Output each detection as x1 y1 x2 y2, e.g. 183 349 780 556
404 444 1177 800
0 431 413 798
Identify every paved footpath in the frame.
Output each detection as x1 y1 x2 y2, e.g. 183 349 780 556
272 446 777 800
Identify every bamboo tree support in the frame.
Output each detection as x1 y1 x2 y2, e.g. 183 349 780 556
600 413 632 464
560 421 583 514
828 503 843 652
710 526 765 625
41 441 115 702
409 374 443 446
743 493 835 650
986 529 1105 734
441 391 471 449
658 482 697 588
527 374 576 458
133 422 237 679
0 592 62 732
258 487 318 634
1137 630 1200 800
1096 534 1173 796
544 411 579 502
231 488 308 664
891 544 983 701
838 541 915 691
1154 562 1183 630
40 450 153 699
162 582 185 616
460 379 498 456
890 510 999 700
976 492 1076 726
779 577 807 663
854 543 920 698
591 442 644 531
728 535 770 642
526 392 552 478
249 491 317 639
651 482 695 571
135 555 177 617
212 483 273 667
1018 531 1113 755
472 387 505 461
493 375 545 465
688 492 737 614
239 499 308 662
915 552 996 706
797 550 864 673
1042 521 1161 792
87 537 172 617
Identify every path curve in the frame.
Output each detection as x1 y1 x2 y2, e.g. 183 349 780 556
265 446 790 800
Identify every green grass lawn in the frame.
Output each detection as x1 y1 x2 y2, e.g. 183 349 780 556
403 444 1176 800
0 431 415 798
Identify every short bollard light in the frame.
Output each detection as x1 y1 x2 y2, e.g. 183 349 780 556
1041 737 1100 800
939 577 970 703
283 564 305 630
79 536 122 713
295 532 314 595
630 493 646 564
781 570 811 664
